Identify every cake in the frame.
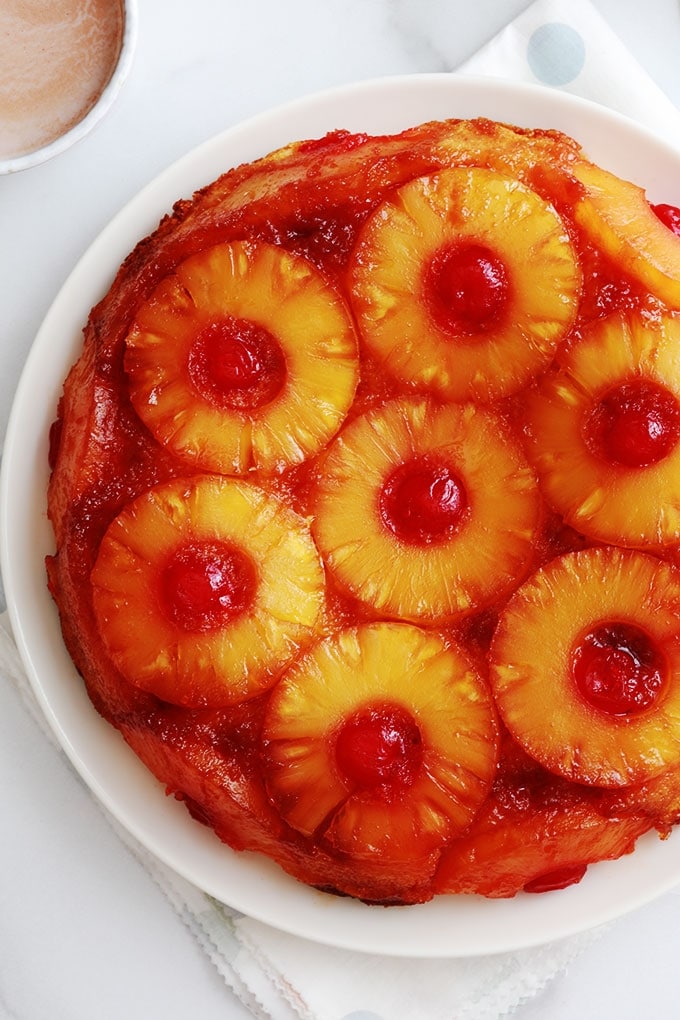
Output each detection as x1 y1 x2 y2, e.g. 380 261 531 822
46 115 680 905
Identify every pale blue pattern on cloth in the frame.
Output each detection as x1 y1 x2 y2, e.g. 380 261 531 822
526 23 586 85
4 1 680 1019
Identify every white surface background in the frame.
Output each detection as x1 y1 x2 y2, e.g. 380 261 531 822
2 1 680 1017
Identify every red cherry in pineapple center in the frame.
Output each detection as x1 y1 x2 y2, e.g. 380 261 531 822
380 456 468 545
651 202 680 237
571 621 666 716
161 540 257 632
585 379 680 468
189 316 287 410
335 702 423 795
425 240 510 336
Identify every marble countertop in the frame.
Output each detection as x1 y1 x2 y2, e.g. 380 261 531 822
2 1 680 1017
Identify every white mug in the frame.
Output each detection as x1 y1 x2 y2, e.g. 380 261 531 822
0 0 138 174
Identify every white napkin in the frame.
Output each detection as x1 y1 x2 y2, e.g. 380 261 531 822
458 0 680 145
3 2 680 1018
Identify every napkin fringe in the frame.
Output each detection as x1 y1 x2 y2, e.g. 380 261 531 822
0 613 273 1020
236 925 317 1020
0 609 604 1020
121 835 275 1020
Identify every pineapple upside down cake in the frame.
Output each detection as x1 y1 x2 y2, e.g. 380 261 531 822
46 116 680 905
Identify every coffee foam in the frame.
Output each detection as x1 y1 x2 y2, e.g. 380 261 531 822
0 0 124 161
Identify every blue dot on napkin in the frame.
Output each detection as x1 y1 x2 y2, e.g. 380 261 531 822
527 22 586 85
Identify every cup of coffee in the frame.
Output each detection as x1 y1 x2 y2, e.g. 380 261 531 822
0 0 137 174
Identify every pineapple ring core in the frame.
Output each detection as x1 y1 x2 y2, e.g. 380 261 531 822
261 622 499 861
525 311 680 547
379 455 468 544
425 240 510 335
585 379 680 468
349 166 581 402
160 539 257 632
334 701 424 793
91 475 325 708
124 240 359 474
312 397 541 621
188 316 287 410
571 621 665 716
491 547 680 787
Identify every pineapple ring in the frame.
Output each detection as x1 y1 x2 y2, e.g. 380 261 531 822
311 397 541 622
524 311 680 547
261 622 499 862
91 475 325 708
490 547 680 788
348 166 581 402
573 159 680 308
124 240 359 475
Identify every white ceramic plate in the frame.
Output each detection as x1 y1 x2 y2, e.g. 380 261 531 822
3 73 680 958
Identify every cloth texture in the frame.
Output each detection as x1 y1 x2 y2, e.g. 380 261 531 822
458 0 680 144
4 1 680 1017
